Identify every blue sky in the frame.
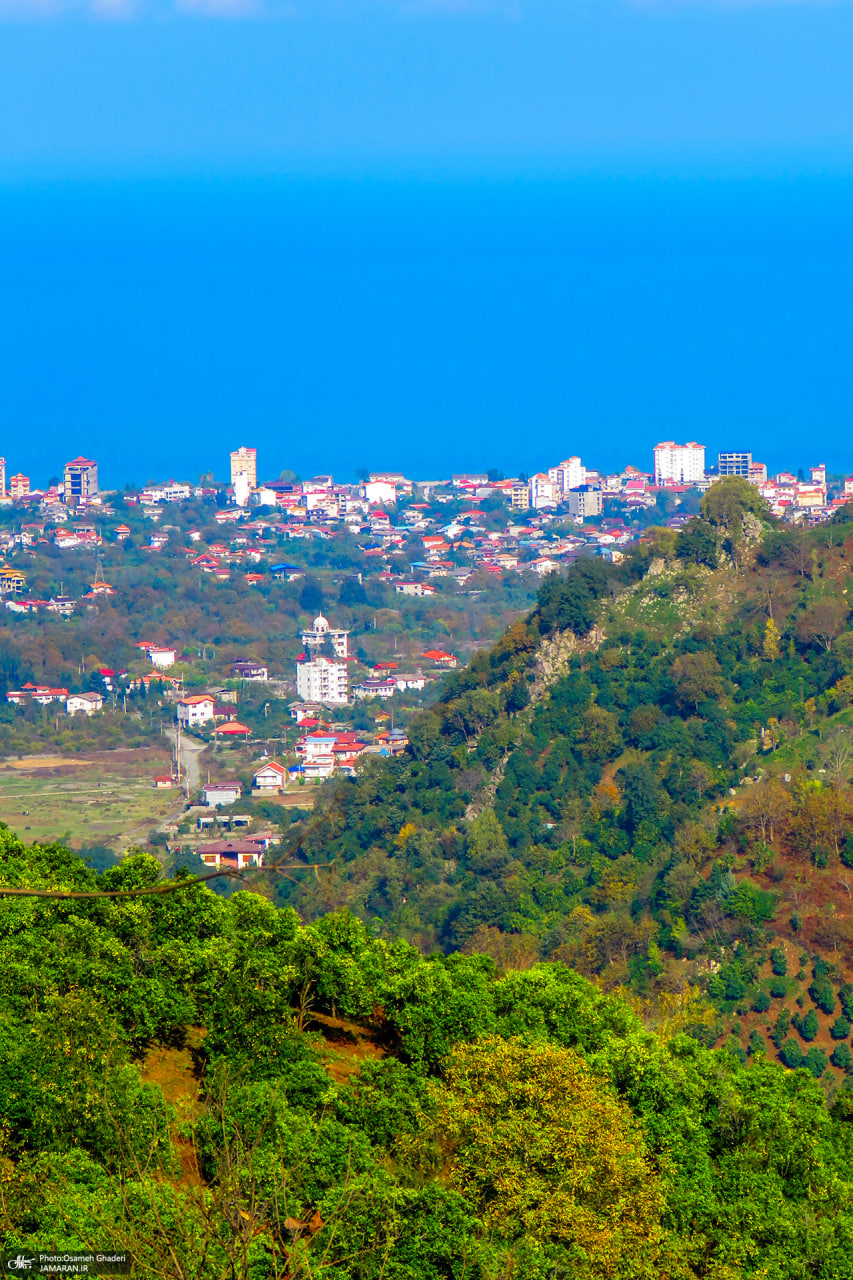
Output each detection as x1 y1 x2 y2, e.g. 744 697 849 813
2 1 853 485
2 1 853 175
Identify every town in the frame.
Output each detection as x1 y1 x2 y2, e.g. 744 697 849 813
0 439 846 864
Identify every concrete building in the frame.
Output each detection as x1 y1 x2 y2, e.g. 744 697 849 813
653 442 705 487
509 481 530 511
528 473 556 509
718 451 752 478
549 457 586 495
64 457 98 507
301 613 349 659
230 446 257 490
567 484 603 519
0 457 5 498
66 691 104 716
296 655 349 705
176 694 215 727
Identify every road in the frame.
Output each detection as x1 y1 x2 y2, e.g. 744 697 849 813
166 728 207 794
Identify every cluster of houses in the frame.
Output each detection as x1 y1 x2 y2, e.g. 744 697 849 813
5 683 104 716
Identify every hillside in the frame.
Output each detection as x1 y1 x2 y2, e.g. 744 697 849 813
280 482 853 1083
0 835 851 1278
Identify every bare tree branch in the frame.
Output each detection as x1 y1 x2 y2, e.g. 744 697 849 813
0 860 337 901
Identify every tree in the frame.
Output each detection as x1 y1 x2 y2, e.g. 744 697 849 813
739 777 792 846
796 598 848 652
430 1036 665 1278
671 651 723 713
299 577 324 614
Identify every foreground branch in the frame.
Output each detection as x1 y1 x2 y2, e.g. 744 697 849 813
0 860 336 900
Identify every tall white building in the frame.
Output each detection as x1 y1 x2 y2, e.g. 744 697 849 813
548 457 586 495
296 656 349 705
230 446 257 490
301 613 349 659
653 442 705 486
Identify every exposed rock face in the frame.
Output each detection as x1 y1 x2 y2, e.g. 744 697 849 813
464 623 604 819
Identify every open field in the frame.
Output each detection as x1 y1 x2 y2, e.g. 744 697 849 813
0 746 179 851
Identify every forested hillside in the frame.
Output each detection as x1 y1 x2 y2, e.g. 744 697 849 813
1 835 852 1278
283 482 853 1080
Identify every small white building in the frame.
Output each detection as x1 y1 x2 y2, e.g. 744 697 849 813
363 480 397 506
176 695 215 727
203 781 242 807
148 647 176 669
394 582 436 597
253 761 286 793
66 692 104 716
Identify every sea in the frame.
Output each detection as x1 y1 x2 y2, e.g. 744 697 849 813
1 170 852 487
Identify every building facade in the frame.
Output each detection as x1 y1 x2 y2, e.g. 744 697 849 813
718 451 752 478
549 457 586 495
300 613 349 659
230 446 257 490
296 655 349 705
567 484 603 519
653 442 705 486
64 457 99 507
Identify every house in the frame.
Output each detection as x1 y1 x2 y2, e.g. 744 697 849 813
422 649 458 669
176 694 215 728
198 840 265 871
289 702 323 724
394 581 436 597
0 567 25 595
148 647 176 669
253 760 287 793
203 781 242 807
231 661 269 682
66 692 104 716
153 775 175 789
530 556 560 576
352 677 398 700
302 755 336 781
33 687 69 706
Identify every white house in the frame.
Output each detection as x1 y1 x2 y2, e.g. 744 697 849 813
148 647 176 669
253 761 287 793
203 781 242 807
363 480 397 505
176 694 215 727
66 692 104 716
352 677 397 700
394 582 436 597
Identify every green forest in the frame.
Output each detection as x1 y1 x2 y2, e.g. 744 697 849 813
5 478 853 1276
1 836 852 1278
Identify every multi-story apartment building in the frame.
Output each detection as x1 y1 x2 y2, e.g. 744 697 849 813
296 656 349 705
653 442 705 486
548 457 586 495
567 484 603 519
718 451 752 478
528 473 556 509
64 457 98 507
509 481 530 511
9 474 30 499
230 446 257 490
0 458 6 498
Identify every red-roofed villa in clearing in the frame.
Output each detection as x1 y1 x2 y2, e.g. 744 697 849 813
421 649 458 668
